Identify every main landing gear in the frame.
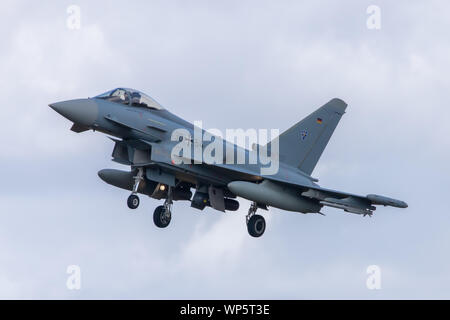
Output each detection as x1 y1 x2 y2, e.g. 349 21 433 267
153 186 173 228
125 167 173 229
246 202 266 238
127 168 144 209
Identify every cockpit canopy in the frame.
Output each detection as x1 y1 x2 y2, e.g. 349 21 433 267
95 88 164 110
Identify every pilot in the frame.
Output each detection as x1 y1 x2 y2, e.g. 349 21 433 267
131 92 142 106
109 89 128 104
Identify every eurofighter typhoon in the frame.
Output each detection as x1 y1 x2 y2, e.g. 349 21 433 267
49 88 407 237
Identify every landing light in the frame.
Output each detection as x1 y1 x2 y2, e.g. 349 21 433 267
159 185 166 191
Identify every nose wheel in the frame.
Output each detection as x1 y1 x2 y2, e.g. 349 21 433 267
246 202 266 237
127 168 144 210
127 194 140 209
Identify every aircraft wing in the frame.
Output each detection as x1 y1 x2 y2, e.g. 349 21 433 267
172 152 407 216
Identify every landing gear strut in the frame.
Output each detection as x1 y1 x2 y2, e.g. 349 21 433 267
153 186 173 228
246 202 266 238
127 168 144 209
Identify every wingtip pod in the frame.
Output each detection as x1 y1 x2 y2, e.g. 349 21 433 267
367 194 408 208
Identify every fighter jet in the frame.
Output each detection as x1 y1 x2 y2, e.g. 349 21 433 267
49 88 407 237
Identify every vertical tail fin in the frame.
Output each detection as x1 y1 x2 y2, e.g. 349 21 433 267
271 98 347 175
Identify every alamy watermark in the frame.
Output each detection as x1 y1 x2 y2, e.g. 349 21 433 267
66 5 81 30
170 121 280 176
366 265 381 290
66 265 81 290
366 5 381 30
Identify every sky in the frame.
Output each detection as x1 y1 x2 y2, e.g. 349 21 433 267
0 0 449 299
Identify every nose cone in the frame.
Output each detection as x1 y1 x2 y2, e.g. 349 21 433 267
399 201 408 208
49 99 98 126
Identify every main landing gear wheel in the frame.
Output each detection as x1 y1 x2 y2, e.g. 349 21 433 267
247 214 266 238
127 194 140 209
246 202 266 237
153 205 171 228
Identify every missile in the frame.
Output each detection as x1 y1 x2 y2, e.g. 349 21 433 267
227 180 321 213
320 201 373 216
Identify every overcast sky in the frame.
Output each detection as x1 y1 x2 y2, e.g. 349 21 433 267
0 0 449 299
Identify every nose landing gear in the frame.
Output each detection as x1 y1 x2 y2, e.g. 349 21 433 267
127 168 144 209
246 202 266 238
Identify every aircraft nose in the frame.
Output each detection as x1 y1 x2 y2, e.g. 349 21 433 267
49 99 98 126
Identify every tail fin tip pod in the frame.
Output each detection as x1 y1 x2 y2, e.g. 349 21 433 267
271 98 348 175
326 98 348 114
